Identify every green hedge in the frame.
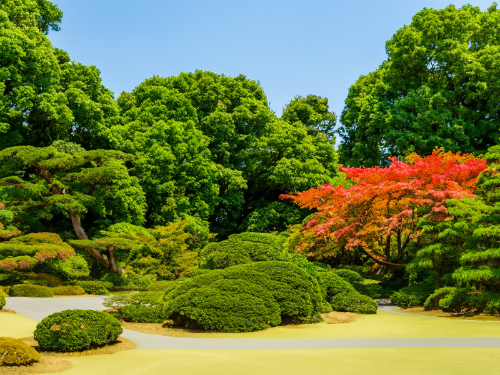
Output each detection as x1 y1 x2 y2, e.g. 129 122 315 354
72 281 113 295
147 280 177 292
0 337 40 365
34 310 122 352
391 280 434 308
330 292 378 314
52 285 86 296
10 284 54 298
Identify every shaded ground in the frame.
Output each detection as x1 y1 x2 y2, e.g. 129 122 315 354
395 307 500 321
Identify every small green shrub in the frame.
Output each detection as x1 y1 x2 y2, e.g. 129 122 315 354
391 280 435 308
52 285 86 296
72 281 112 295
24 273 62 287
0 286 10 295
104 292 164 323
352 279 383 299
0 294 5 309
334 269 364 283
0 337 40 365
330 292 378 314
10 284 53 298
147 280 177 292
34 310 122 352
318 271 354 298
126 274 153 291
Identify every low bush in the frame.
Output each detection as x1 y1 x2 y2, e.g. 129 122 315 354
333 269 364 283
24 273 62 287
163 261 323 332
0 337 40 365
104 292 164 323
424 287 500 315
391 280 435 308
72 281 112 295
147 280 177 292
330 291 378 314
52 285 86 296
352 279 383 299
0 294 5 309
34 310 122 352
125 274 153 291
10 284 53 298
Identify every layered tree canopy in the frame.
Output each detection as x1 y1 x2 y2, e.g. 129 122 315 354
338 4 500 167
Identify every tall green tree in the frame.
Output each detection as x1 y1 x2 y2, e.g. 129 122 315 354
338 4 500 167
0 0 119 149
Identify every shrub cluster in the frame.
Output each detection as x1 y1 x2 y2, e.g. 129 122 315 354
318 271 377 314
163 261 322 332
72 281 113 295
200 232 285 270
0 294 5 309
52 285 86 296
424 287 500 315
391 280 435 308
0 337 40 366
34 310 122 352
147 280 177 292
10 284 54 298
104 292 164 323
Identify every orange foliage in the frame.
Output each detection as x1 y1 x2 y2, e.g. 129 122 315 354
282 149 487 266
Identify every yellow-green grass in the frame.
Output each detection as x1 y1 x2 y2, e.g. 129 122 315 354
153 311 500 339
59 348 500 375
0 312 38 338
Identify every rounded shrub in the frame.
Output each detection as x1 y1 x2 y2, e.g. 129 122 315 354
0 294 5 309
0 337 40 366
330 292 378 314
34 310 122 352
72 281 112 295
334 269 364 283
24 273 62 287
391 281 434 308
147 280 177 292
52 285 86 296
10 284 54 298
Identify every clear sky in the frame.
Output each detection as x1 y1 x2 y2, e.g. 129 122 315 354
49 0 494 126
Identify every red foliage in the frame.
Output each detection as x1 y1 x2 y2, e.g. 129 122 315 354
282 149 487 267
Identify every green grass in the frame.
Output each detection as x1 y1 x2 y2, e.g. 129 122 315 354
60 348 500 375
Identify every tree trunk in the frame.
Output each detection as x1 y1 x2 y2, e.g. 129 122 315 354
70 212 124 275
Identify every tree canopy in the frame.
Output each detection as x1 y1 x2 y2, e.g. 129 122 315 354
338 4 500 167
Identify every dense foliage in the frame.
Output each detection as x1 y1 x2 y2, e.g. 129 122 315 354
0 337 40 366
338 4 500 167
34 310 122 351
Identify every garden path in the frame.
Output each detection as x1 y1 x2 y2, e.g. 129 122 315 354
5 296 500 350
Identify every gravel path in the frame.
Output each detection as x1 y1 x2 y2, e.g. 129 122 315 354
6 296 500 350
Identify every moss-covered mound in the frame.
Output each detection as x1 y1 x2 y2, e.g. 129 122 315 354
0 337 40 366
163 261 322 332
34 310 122 352
10 284 54 297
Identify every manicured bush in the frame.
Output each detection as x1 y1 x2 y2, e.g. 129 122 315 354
24 273 62 287
72 281 112 295
10 284 54 298
200 232 285 270
318 271 354 298
330 291 378 314
104 292 164 323
334 269 364 283
0 294 5 309
391 280 435 308
147 280 177 292
0 337 40 365
163 261 323 332
34 310 122 352
352 279 383 299
125 274 153 291
52 285 86 296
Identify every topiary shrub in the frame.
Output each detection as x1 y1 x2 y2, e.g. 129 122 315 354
163 261 323 332
333 269 364 283
352 279 383 299
0 294 5 309
10 284 53 298
52 285 86 296
104 292 164 323
200 232 285 270
24 273 62 287
147 280 177 292
330 292 378 314
391 280 435 308
0 337 40 366
72 281 112 295
34 310 122 352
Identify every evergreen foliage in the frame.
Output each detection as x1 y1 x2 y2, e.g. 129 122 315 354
0 337 40 366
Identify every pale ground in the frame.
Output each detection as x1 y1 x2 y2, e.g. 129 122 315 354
2 297 500 375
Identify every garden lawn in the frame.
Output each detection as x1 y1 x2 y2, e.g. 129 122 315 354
0 311 38 338
58 348 500 375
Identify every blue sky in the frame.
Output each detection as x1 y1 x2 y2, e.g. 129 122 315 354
49 0 494 128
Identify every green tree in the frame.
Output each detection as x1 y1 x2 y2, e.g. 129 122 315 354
0 145 146 274
0 1 119 149
338 4 500 167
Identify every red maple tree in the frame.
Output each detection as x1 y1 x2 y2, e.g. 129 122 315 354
282 149 487 267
